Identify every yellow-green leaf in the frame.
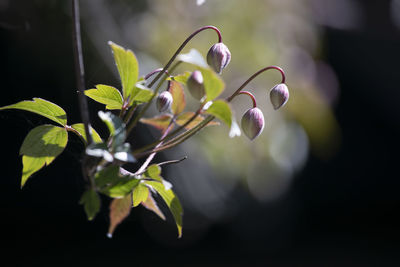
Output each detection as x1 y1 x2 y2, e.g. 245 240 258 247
199 67 225 102
144 180 183 238
132 182 150 207
109 41 139 100
70 123 103 144
84 84 123 110
205 100 232 127
20 125 68 187
0 98 67 126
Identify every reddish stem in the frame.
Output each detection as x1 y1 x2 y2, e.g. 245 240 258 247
238 91 257 108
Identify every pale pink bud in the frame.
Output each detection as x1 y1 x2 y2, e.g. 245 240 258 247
207 42 231 74
241 107 265 140
187 70 205 100
156 91 173 112
270 83 289 110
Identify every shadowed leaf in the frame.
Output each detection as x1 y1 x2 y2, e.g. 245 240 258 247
20 125 68 187
169 81 186 115
108 194 132 238
140 115 173 132
80 189 101 221
175 111 219 130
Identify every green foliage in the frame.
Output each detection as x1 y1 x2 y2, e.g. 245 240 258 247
130 84 154 104
109 41 139 100
169 71 191 85
19 125 68 187
85 84 123 110
80 189 101 221
132 182 150 207
205 100 232 127
70 123 103 144
0 98 67 126
144 180 183 238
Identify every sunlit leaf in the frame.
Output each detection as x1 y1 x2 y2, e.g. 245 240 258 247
70 123 103 144
84 84 123 110
140 114 173 132
108 194 132 238
144 180 183 238
0 98 67 126
177 49 208 68
130 84 154 104
109 42 139 100
175 111 219 130
167 71 191 85
204 100 232 127
20 125 68 187
132 182 150 207
199 67 225 101
80 189 101 221
169 81 186 115
144 164 162 182
102 178 139 198
141 193 166 220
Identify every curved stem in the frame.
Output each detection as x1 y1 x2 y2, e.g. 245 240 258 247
238 91 257 108
147 25 222 89
226 65 286 103
145 68 170 81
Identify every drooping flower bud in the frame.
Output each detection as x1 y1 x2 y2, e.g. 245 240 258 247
269 83 289 110
207 42 231 74
186 70 205 100
156 91 173 113
241 107 265 140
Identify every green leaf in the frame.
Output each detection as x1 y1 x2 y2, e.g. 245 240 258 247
144 180 183 238
0 98 67 126
177 49 208 68
80 189 101 221
175 111 219 130
167 71 191 85
130 84 154 104
84 84 123 110
141 193 166 220
140 114 173 132
144 164 162 182
102 178 139 198
20 125 68 187
108 195 132 238
132 182 150 207
94 165 120 188
199 67 225 101
169 81 186 115
205 100 232 127
70 123 103 144
176 49 224 101
98 111 125 148
86 143 113 162
109 41 139 100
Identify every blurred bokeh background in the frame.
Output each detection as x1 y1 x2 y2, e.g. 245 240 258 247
1 0 400 266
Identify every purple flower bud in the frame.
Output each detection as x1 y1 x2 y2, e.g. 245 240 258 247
269 83 289 110
241 107 265 140
207 42 231 74
186 70 205 100
156 91 173 113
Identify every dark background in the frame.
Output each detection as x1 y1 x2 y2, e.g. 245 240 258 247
1 1 400 266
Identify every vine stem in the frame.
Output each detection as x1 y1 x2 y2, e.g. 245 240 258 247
238 91 257 108
72 0 92 145
134 119 175 175
125 26 222 134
